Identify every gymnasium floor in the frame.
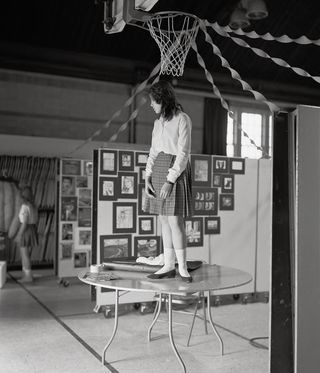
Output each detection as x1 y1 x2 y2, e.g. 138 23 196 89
0 270 269 373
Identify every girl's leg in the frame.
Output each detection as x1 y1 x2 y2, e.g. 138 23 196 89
20 246 33 282
153 215 176 275
168 216 191 279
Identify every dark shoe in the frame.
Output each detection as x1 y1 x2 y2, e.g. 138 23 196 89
180 274 193 283
147 269 176 279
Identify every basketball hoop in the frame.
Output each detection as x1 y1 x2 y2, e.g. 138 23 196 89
146 12 200 76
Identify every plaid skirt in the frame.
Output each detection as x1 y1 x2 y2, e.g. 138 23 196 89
143 152 193 217
20 224 38 248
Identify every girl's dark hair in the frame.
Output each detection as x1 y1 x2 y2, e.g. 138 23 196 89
149 81 182 121
21 186 34 204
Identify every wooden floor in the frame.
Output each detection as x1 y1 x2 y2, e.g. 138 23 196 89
0 270 269 373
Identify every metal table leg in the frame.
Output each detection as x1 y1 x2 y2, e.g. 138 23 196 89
102 289 119 365
148 292 163 342
206 290 224 355
168 294 186 373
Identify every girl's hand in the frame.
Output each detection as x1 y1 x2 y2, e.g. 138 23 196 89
145 177 156 198
160 182 173 199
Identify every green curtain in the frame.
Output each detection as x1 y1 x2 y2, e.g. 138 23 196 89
202 97 228 155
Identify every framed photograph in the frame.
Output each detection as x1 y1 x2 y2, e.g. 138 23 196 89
61 223 73 241
83 160 93 176
62 159 81 175
221 175 235 193
99 177 118 201
191 155 212 187
113 202 137 233
118 172 137 199
100 150 118 175
193 187 218 216
138 184 152 215
79 230 91 245
74 251 88 268
119 151 134 171
219 194 234 210
78 188 92 207
135 152 149 167
100 234 132 261
61 197 78 221
204 217 221 234
78 207 92 227
134 236 161 258
61 176 76 196
213 157 229 174
76 176 88 188
61 243 73 259
230 158 245 174
185 217 203 247
139 167 146 184
212 174 222 187
138 217 154 235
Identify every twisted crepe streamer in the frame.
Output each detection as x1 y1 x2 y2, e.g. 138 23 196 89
207 21 320 85
67 62 161 155
108 73 161 142
199 20 279 113
191 40 267 156
215 21 320 46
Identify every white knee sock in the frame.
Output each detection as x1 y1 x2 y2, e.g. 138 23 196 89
155 248 176 274
175 249 190 277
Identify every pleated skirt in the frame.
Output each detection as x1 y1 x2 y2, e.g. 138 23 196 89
20 224 38 248
143 152 193 217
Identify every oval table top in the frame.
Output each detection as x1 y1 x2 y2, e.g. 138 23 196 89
78 264 252 296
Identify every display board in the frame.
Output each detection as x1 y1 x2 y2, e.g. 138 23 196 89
93 147 272 306
58 158 93 278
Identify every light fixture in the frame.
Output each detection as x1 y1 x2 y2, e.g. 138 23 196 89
245 0 268 20
229 6 251 30
228 0 268 29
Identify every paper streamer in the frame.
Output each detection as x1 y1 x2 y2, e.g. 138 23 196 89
207 21 320 85
198 20 280 113
191 40 268 157
216 22 320 46
67 62 161 155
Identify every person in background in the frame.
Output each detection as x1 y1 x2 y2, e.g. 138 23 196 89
143 80 193 282
15 186 38 283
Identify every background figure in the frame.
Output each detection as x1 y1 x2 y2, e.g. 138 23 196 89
144 80 193 282
15 186 38 282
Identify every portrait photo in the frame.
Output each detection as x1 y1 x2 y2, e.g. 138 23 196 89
83 160 93 176
118 172 137 199
100 150 117 175
113 202 136 233
119 151 134 171
61 176 75 196
61 197 77 221
100 235 131 261
99 177 118 201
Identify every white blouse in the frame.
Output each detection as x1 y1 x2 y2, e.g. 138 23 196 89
145 111 192 183
19 204 38 224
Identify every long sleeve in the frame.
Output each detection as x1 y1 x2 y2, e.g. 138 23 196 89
145 121 160 177
167 113 192 183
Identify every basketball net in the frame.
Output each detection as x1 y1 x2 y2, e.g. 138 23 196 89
147 12 200 76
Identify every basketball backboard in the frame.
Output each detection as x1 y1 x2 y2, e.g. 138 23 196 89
101 0 159 34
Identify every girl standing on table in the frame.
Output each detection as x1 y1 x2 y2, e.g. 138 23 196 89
15 186 38 282
143 80 193 282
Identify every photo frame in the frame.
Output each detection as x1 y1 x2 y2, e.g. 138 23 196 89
135 152 149 167
83 160 93 176
78 188 91 207
219 194 235 210
74 251 88 268
221 175 235 193
138 217 154 235
191 155 212 187
61 176 76 196
204 217 221 235
212 174 222 187
213 156 229 174
99 177 118 201
185 217 203 247
61 223 73 241
193 187 218 216
62 159 81 175
76 176 88 188
119 151 135 172
100 150 118 175
61 243 73 259
78 207 92 227
139 167 146 184
113 202 137 233
118 172 137 199
79 230 91 245
134 236 161 258
230 158 246 174
100 234 132 261
61 197 78 221
138 184 152 215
